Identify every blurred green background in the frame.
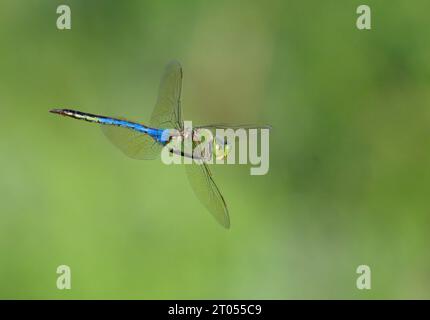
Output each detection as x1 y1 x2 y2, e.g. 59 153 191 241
1 0 430 299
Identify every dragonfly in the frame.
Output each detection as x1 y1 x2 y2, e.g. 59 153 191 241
50 61 270 229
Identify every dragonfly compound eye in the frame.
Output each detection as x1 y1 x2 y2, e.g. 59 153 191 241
213 137 231 160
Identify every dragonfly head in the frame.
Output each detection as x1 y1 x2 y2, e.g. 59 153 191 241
213 136 231 160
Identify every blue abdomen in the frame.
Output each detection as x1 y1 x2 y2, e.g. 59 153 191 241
99 117 169 144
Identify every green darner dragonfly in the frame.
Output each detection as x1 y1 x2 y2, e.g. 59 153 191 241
50 61 269 229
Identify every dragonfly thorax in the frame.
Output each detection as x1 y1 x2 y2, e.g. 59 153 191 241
167 128 231 161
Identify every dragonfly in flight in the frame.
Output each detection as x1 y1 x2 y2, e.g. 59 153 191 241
50 61 269 229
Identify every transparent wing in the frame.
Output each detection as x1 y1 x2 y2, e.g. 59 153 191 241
99 60 184 160
194 124 271 146
101 125 162 160
184 124 271 227
195 124 272 130
194 124 271 138
185 162 230 229
150 60 183 130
